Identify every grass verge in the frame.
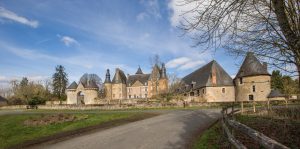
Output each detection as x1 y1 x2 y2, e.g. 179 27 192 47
0 112 154 149
192 121 230 149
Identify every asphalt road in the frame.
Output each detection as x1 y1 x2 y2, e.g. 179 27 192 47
28 109 221 149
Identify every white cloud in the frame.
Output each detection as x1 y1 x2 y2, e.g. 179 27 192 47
0 7 39 28
137 0 161 21
178 60 205 70
166 57 190 68
168 0 206 27
136 12 148 21
57 35 79 47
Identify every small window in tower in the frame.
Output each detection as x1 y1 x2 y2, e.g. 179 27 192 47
239 78 243 84
222 88 225 93
249 95 254 101
202 88 205 94
252 85 256 92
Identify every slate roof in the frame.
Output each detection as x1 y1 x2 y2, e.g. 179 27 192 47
268 90 285 98
235 52 270 78
67 81 78 89
135 66 143 74
0 96 7 102
112 68 127 84
85 80 99 88
78 73 100 89
181 60 233 90
127 74 150 86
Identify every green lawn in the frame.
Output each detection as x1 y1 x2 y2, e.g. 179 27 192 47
0 112 146 149
192 121 230 149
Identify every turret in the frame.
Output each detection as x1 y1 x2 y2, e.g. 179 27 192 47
160 63 167 79
104 69 111 83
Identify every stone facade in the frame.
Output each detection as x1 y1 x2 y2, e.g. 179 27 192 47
104 64 168 100
66 74 99 105
234 75 271 101
178 52 272 102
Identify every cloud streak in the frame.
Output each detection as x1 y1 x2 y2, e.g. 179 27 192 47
57 35 79 47
0 7 39 28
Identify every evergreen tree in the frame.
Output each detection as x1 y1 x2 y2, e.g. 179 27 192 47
271 70 283 92
52 65 68 100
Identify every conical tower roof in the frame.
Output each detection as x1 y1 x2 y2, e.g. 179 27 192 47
135 66 143 74
112 68 127 84
235 52 270 78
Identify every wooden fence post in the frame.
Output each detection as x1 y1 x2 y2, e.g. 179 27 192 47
253 101 256 113
241 101 244 114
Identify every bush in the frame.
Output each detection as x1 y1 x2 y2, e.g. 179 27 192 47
28 97 45 105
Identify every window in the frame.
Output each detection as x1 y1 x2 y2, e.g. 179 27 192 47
145 87 148 91
222 88 225 93
145 94 147 98
191 83 194 88
134 94 136 98
129 95 131 98
197 90 200 96
190 92 194 96
249 95 254 101
202 88 205 94
252 85 256 92
239 78 243 84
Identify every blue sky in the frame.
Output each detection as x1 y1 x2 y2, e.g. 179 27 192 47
0 0 244 86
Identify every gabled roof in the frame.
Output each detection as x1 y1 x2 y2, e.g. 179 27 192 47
268 90 285 98
112 68 127 84
181 60 233 89
67 81 78 89
127 74 150 86
235 52 270 78
0 96 7 102
135 66 143 74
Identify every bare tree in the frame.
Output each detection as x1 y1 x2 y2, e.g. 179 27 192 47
177 0 300 90
168 73 183 93
149 54 162 67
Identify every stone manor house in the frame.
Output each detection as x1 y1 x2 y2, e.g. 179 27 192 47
66 64 168 104
177 52 272 102
66 52 274 105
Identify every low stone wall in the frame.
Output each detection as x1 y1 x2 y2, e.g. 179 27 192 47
0 101 227 110
0 105 27 109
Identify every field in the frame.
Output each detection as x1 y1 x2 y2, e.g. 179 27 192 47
0 110 156 149
193 107 300 149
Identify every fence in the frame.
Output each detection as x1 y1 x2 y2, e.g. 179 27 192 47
221 104 290 149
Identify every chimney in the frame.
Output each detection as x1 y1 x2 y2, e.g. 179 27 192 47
211 66 217 85
263 62 268 71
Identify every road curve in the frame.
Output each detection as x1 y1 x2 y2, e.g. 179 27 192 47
29 109 221 149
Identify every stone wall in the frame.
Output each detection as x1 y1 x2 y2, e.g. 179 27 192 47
235 75 271 101
111 83 127 99
205 86 235 102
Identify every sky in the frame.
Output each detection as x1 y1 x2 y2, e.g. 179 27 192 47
0 0 244 87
